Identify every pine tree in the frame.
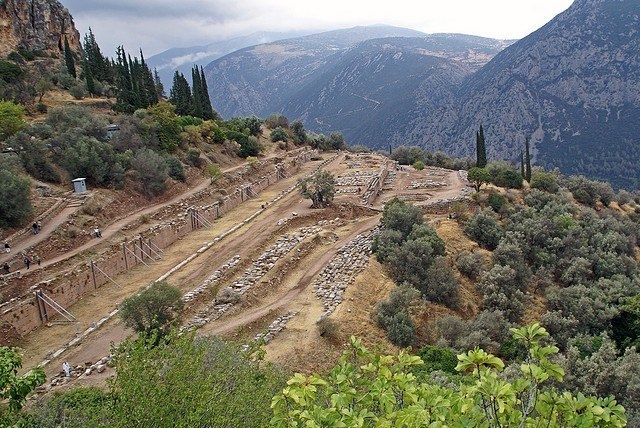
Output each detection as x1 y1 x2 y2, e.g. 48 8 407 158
64 36 76 78
200 67 216 120
525 138 532 182
476 124 487 168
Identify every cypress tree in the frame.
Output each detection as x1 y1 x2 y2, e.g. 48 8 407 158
200 67 216 120
83 28 107 82
64 36 76 78
84 59 96 96
114 46 135 113
140 50 158 106
154 68 165 99
128 54 143 109
520 150 525 178
524 138 532 182
476 124 487 168
169 71 193 116
191 66 204 119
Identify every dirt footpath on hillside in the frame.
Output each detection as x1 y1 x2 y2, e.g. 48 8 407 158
19 153 469 390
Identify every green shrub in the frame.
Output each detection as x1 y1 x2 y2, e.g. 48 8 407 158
488 192 506 212
270 126 289 143
386 311 416 347
530 172 559 193
416 345 458 374
6 52 24 63
131 149 169 196
456 250 485 279
70 84 86 100
0 169 32 228
317 317 340 339
0 61 24 84
464 209 502 250
493 169 523 189
165 156 185 182
413 160 425 170
186 147 201 167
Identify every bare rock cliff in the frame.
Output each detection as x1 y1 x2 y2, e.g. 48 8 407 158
0 0 81 56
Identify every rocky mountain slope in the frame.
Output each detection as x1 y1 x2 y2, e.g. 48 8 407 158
0 0 81 56
282 35 509 150
421 0 640 190
203 26 431 119
203 0 638 190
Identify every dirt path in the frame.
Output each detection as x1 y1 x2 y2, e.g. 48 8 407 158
0 151 303 275
202 215 381 336
18 154 470 389
19 153 328 378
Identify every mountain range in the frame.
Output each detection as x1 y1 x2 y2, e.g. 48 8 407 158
199 0 638 190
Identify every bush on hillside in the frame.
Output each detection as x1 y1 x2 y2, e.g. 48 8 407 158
131 148 169 196
0 169 32 228
464 209 502 250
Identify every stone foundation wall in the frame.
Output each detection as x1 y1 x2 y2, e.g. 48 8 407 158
0 151 312 336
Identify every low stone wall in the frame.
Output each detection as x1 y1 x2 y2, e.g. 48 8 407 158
0 150 314 337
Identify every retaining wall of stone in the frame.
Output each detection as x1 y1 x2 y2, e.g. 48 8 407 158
0 151 313 337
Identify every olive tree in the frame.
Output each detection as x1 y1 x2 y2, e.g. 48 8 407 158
0 169 32 229
298 170 335 208
119 281 183 337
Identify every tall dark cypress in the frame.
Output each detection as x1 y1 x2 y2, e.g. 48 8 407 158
199 67 216 120
83 28 108 82
524 138 532 182
476 124 487 168
113 46 135 113
84 59 96 96
169 71 193 116
154 68 165 99
63 36 76 78
128 54 143 109
520 150 525 178
140 50 158 106
191 66 204 119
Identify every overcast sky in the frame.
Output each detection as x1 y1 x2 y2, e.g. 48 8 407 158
60 0 575 58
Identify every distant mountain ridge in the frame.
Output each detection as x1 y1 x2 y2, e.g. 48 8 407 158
417 0 640 189
202 0 639 189
146 30 312 90
203 25 431 118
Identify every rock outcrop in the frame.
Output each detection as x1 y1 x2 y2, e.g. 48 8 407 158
0 0 81 57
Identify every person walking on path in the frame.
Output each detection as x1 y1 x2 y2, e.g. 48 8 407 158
62 361 71 377
24 256 30 270
4 242 9 253
32 222 39 234
2 263 9 274
94 227 102 238
34 255 41 266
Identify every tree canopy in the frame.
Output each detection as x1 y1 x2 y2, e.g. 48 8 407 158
298 170 336 208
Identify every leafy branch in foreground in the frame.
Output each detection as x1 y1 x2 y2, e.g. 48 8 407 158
271 323 626 427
